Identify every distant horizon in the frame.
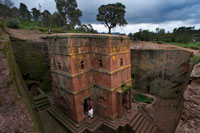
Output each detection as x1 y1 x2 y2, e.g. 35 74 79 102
13 0 200 34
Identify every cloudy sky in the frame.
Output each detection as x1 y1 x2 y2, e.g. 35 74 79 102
14 0 200 34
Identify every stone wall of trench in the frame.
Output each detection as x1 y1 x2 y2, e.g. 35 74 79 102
0 22 43 132
176 63 200 133
131 49 193 99
10 37 52 93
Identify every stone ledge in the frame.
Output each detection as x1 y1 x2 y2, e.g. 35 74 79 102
42 33 128 40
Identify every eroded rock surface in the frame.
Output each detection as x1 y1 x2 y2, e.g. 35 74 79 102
0 35 34 133
176 63 200 133
131 49 193 99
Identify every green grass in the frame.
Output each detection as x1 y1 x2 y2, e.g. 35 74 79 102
163 42 200 50
133 94 154 104
190 56 200 65
19 21 39 29
18 21 89 34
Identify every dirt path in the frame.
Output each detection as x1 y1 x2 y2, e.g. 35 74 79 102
6 28 48 42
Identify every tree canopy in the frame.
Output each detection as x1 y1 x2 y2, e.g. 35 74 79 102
96 3 127 34
41 10 51 27
129 26 200 44
55 0 82 28
31 8 40 21
19 3 31 21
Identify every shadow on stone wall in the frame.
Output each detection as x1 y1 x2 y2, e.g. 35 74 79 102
131 49 193 99
10 37 52 93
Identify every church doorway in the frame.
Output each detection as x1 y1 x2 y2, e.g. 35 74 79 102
83 98 91 115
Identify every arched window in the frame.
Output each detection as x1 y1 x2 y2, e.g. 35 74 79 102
120 58 123 66
58 62 61 70
81 61 84 69
99 59 103 68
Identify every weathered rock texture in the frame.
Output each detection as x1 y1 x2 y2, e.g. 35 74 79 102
131 49 193 98
10 37 52 93
176 63 200 133
0 31 34 132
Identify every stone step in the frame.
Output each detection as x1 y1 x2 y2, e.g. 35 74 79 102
37 104 50 111
34 95 47 101
120 117 129 127
51 106 91 133
52 106 78 127
132 116 145 131
48 107 78 132
146 123 154 133
35 101 50 109
126 111 137 121
49 107 96 133
130 113 141 127
35 98 49 105
136 119 147 133
140 121 150 133
96 113 121 129
86 119 102 132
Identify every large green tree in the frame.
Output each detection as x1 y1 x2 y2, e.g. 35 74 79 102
41 10 51 27
50 12 63 27
55 0 82 28
31 8 40 21
96 3 127 34
19 3 31 21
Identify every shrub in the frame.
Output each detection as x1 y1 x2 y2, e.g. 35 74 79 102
0 19 6 33
190 56 200 66
133 94 154 104
6 18 20 29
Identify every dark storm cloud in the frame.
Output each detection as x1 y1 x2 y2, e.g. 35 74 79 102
14 0 200 24
77 0 200 24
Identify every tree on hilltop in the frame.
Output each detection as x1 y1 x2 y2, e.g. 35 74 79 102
55 0 82 28
41 10 51 27
96 3 127 34
31 8 40 21
19 3 31 21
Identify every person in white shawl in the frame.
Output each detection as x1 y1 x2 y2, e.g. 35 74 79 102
88 108 93 118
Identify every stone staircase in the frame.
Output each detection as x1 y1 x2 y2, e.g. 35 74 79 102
33 89 50 110
48 106 158 133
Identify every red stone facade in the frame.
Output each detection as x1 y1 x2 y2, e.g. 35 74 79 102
46 34 132 124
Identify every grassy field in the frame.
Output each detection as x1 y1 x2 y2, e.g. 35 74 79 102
18 21 87 34
190 56 200 65
133 94 154 104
